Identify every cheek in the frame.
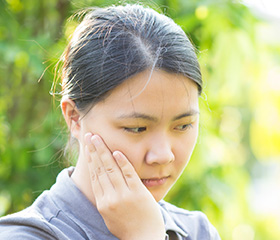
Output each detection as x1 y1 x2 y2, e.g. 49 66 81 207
174 130 198 166
101 132 146 171
172 145 194 179
174 147 190 168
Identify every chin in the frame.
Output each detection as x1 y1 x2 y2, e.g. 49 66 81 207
150 190 168 202
145 180 173 202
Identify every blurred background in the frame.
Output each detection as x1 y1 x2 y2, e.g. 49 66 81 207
0 0 280 239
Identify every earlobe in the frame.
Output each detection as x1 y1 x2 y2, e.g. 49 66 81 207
61 97 81 139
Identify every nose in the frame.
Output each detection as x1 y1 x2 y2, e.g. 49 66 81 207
145 135 175 165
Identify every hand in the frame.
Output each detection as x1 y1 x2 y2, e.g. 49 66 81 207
84 133 166 240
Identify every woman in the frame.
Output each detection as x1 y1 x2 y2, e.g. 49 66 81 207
0 4 221 240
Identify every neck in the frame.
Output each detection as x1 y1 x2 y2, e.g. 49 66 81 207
71 152 97 206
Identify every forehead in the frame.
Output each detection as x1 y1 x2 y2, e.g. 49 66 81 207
92 69 199 116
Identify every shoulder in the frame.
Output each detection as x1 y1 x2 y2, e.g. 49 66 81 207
0 190 70 240
159 200 221 240
0 168 92 240
159 200 208 222
0 206 58 240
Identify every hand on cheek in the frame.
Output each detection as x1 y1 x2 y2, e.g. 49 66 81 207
84 133 166 240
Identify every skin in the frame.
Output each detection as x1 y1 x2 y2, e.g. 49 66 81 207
61 69 199 240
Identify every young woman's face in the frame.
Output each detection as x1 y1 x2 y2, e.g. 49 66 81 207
79 70 199 202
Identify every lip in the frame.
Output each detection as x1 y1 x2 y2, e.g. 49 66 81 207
141 176 170 187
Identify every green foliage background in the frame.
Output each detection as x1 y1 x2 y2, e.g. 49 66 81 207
1 0 280 239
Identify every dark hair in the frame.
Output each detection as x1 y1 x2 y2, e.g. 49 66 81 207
60 4 202 112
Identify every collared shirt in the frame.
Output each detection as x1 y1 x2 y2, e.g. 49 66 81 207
0 167 221 240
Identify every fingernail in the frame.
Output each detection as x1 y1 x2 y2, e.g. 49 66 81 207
85 133 95 152
113 151 125 166
113 151 121 160
91 135 101 147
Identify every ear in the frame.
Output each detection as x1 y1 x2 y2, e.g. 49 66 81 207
61 96 81 140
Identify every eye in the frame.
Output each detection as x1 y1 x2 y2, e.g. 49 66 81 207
124 127 147 133
174 123 193 131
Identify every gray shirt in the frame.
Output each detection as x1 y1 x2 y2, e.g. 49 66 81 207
0 167 221 240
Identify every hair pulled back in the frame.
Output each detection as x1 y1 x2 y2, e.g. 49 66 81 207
61 4 202 112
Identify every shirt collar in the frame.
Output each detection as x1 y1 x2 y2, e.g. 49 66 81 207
49 167 118 239
158 200 189 239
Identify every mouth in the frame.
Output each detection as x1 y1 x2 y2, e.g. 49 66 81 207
141 176 170 188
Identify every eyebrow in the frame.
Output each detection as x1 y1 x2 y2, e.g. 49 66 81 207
172 110 200 121
117 110 200 122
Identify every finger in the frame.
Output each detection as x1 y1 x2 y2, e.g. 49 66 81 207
85 134 115 198
85 133 96 154
113 151 142 190
85 144 104 199
91 135 129 191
